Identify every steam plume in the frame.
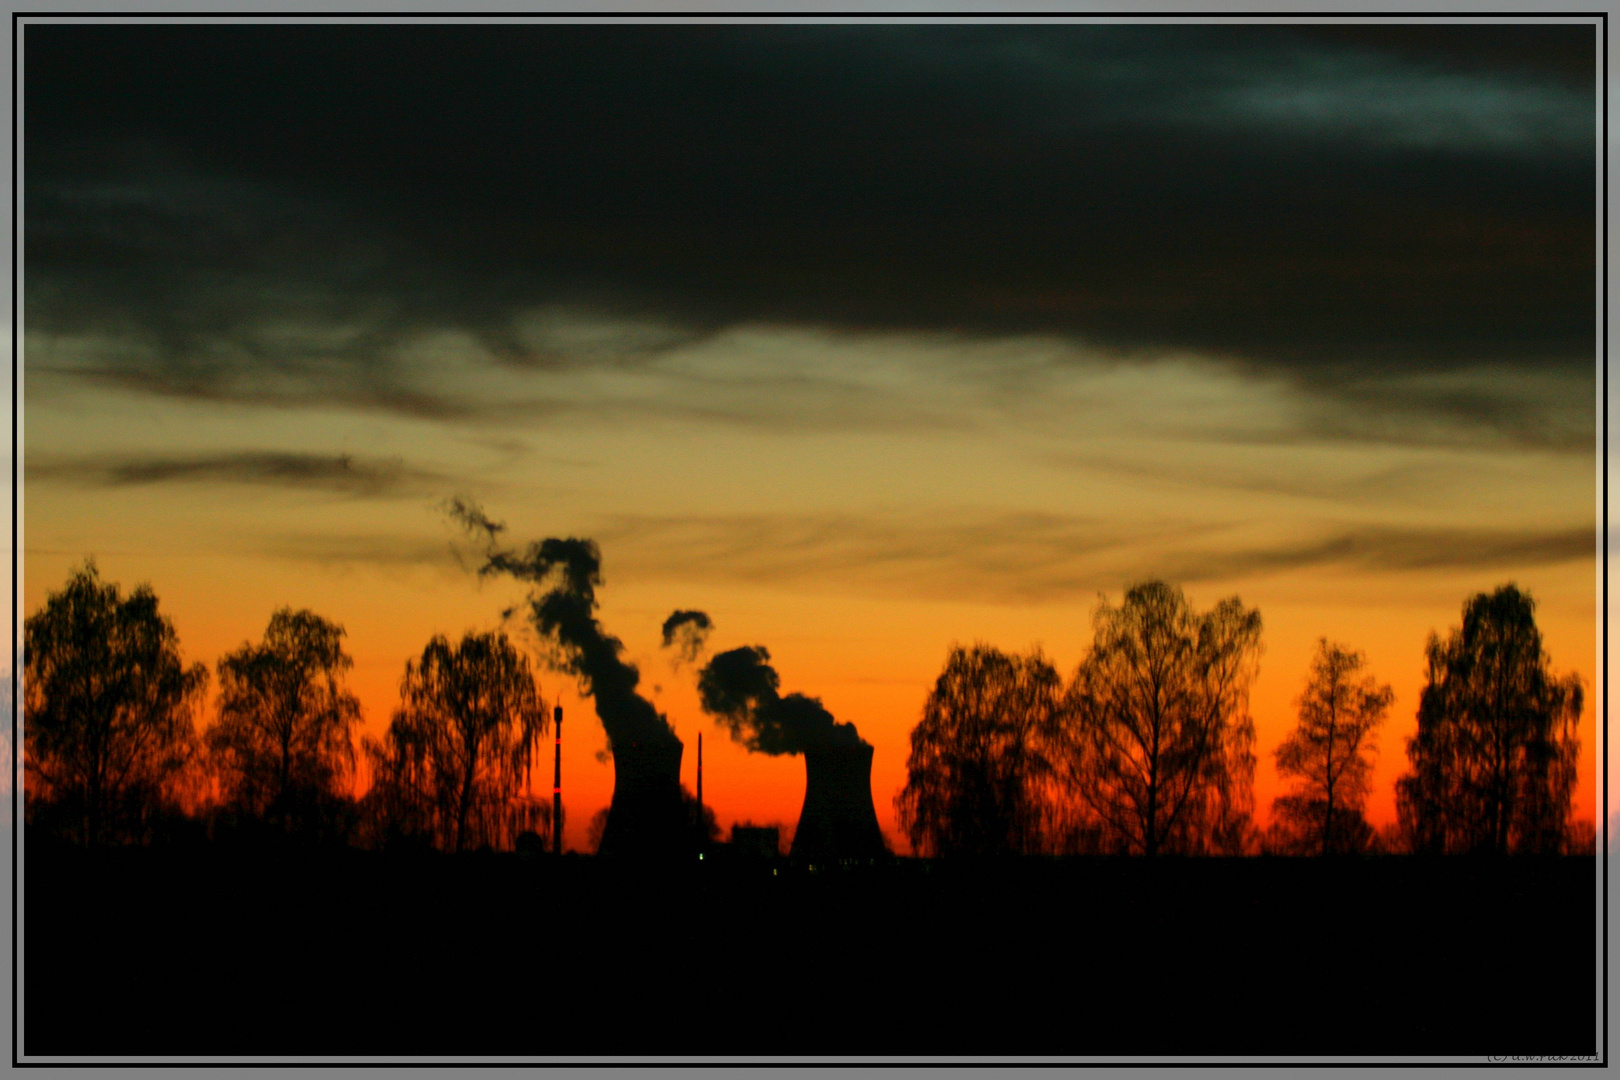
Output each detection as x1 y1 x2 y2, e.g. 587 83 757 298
454 506 675 751
697 645 865 756
445 495 506 546
661 610 714 666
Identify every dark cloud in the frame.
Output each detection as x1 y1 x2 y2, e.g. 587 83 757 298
27 451 447 497
66 365 486 423
24 22 1596 425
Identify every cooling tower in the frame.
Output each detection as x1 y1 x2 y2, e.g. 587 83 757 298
597 738 687 859
790 741 888 863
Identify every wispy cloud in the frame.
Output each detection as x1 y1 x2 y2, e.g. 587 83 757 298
1047 449 1463 507
31 316 1591 459
1199 49 1593 155
583 512 1596 605
907 25 1594 155
256 532 464 570
1288 367 1596 455
27 451 449 498
238 505 1593 605
1159 524 1595 585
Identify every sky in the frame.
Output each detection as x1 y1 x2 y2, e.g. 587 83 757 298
19 20 1604 851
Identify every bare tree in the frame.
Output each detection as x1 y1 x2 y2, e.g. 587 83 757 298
1067 581 1261 856
896 643 1064 858
1270 639 1393 856
24 563 207 845
207 609 362 836
1396 584 1581 855
367 631 549 853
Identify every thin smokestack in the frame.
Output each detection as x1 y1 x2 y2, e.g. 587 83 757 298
552 704 563 857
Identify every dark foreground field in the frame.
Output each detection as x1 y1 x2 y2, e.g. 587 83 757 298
22 845 1601 1058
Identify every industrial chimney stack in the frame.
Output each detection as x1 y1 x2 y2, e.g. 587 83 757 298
695 732 705 853
790 741 887 863
552 705 564 856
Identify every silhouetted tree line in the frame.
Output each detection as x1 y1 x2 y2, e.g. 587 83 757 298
23 563 555 853
898 581 1588 859
21 565 1589 858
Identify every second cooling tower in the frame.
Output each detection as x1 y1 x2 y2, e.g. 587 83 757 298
791 741 887 863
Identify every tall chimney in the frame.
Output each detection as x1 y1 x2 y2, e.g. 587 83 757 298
597 738 686 859
552 704 564 856
790 741 887 864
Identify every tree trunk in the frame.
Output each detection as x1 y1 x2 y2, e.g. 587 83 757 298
1145 763 1159 858
455 739 479 854
87 771 102 848
1144 699 1161 857
1493 666 1510 855
1323 700 1336 858
279 724 293 833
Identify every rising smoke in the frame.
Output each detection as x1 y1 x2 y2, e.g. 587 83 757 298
445 495 506 546
452 500 677 751
660 610 714 667
697 646 865 756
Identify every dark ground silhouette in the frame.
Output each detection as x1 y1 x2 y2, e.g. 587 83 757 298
24 845 1596 1057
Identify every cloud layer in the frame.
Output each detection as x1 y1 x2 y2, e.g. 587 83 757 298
27 451 446 497
590 511 1594 605
25 23 1597 439
22 23 1597 613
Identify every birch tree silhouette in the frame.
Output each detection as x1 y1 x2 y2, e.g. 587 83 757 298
207 609 362 837
1396 585 1581 855
366 631 549 853
24 563 207 845
1269 639 1392 856
1067 581 1261 856
896 644 1064 857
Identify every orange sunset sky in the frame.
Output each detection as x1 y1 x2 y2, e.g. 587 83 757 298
16 21 1608 850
